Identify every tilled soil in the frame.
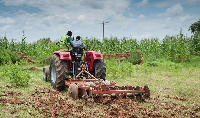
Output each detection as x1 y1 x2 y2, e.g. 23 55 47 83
0 87 199 118
16 52 35 63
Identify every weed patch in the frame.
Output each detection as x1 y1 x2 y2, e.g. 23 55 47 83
2 62 31 87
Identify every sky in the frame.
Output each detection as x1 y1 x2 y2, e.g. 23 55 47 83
0 0 200 43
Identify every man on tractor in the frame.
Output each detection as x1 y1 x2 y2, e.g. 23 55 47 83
60 31 73 51
71 36 86 50
70 36 86 60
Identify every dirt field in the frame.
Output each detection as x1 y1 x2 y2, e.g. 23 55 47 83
0 85 199 118
0 54 200 117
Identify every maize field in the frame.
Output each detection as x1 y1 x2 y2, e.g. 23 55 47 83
0 32 200 117
0 32 199 64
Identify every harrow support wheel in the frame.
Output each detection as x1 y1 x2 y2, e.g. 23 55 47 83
68 83 78 99
43 66 50 82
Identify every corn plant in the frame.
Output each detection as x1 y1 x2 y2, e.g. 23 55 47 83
162 34 192 62
0 36 9 49
191 34 200 55
138 38 162 60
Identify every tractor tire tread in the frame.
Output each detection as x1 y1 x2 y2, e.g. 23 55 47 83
50 54 68 91
94 59 106 80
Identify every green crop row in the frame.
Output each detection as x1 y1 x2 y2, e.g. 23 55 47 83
0 37 59 62
0 32 199 63
83 33 199 63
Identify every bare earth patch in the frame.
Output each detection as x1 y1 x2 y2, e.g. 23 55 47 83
0 86 199 117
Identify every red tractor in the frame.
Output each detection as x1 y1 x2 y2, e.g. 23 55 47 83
49 47 106 91
43 47 150 101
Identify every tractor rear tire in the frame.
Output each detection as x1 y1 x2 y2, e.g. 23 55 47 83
50 54 68 91
43 66 50 82
68 83 78 99
94 59 106 80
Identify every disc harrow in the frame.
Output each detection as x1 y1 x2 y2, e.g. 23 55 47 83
66 66 150 101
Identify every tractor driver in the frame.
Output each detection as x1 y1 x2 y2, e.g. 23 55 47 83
60 31 72 51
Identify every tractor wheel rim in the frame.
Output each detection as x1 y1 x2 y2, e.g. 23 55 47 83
43 70 46 80
51 65 56 83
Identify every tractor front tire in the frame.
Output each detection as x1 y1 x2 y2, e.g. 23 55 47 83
43 66 50 82
94 59 106 80
50 54 68 91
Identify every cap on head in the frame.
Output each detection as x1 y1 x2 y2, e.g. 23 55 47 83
67 31 72 36
76 36 81 40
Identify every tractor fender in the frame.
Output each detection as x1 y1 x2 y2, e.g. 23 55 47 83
83 51 103 71
53 51 71 70
54 51 71 60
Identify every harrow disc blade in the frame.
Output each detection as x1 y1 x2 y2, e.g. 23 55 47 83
78 89 87 99
68 83 78 99
135 86 142 101
93 94 103 103
143 85 150 99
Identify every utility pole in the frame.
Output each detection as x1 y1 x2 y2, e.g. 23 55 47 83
101 21 109 40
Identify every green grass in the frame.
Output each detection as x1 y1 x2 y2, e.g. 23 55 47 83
104 56 200 109
0 62 48 117
0 56 200 117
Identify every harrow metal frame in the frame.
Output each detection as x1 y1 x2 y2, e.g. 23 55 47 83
65 66 149 99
